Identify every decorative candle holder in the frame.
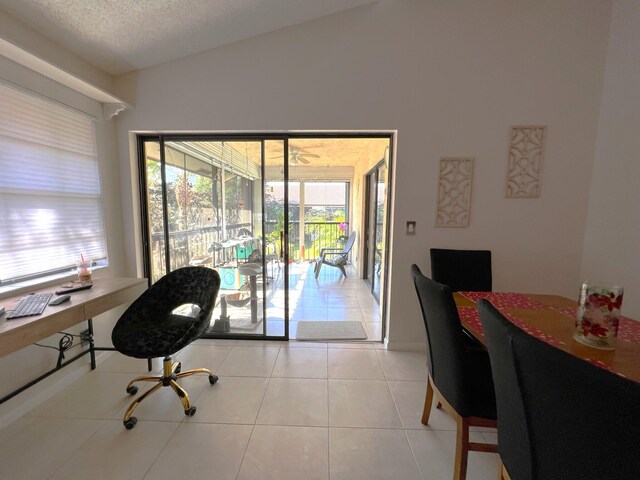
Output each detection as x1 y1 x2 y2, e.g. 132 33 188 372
575 282 623 350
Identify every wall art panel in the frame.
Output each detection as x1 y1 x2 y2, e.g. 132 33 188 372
435 157 474 227
505 125 546 198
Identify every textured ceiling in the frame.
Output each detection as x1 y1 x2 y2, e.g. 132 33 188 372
0 0 375 75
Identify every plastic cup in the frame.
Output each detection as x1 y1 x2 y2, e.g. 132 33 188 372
76 260 92 284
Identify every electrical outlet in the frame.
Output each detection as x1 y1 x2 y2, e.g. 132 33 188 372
79 329 92 345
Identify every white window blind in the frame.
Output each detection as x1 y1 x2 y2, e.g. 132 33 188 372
0 82 107 284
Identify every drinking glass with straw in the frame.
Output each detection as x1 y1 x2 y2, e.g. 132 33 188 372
77 254 92 284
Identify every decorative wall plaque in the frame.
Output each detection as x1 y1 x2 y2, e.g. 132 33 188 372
505 126 546 198
436 157 474 227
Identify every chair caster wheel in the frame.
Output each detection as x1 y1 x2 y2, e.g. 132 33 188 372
209 375 218 385
124 417 137 429
185 406 197 416
175 362 181 374
126 385 138 395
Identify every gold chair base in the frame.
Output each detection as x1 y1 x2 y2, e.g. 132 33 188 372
122 356 218 429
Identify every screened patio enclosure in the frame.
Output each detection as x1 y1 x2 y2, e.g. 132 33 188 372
138 134 392 341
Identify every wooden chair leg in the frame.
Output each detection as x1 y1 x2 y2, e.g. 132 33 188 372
453 416 470 480
498 462 510 480
421 375 435 425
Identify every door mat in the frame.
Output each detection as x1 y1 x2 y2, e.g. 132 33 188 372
296 321 367 341
208 317 263 333
231 318 263 331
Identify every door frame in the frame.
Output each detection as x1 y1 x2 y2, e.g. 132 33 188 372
137 131 395 343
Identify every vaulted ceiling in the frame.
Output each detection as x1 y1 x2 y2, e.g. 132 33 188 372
0 1 386 170
0 0 375 75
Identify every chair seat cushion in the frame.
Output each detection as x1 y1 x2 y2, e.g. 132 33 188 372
112 313 206 359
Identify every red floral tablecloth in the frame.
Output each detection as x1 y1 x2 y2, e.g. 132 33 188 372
458 291 546 309
457 292 640 378
457 303 564 347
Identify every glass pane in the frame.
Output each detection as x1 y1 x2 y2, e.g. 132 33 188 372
164 146 190 272
264 139 287 338
287 180 300 260
373 165 387 300
302 182 348 260
142 140 166 283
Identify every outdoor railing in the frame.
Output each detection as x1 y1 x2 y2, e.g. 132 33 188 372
150 223 252 279
150 221 350 282
284 221 350 261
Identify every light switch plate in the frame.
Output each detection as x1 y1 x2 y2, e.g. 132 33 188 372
406 221 416 235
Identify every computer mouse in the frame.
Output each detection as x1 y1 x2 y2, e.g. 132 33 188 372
49 294 71 305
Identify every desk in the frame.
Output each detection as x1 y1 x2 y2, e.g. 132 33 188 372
0 277 147 402
454 292 640 383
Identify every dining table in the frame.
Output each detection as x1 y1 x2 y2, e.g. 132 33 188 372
454 291 640 383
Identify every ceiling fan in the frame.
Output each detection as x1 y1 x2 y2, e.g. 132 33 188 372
290 148 320 164
270 147 321 165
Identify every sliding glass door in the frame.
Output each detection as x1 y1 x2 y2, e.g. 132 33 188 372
139 132 394 343
139 136 288 340
364 157 389 302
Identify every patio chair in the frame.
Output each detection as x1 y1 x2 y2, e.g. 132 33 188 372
314 231 356 278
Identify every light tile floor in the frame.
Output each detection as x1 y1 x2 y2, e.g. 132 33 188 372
0 341 500 480
270 262 382 340
219 262 381 340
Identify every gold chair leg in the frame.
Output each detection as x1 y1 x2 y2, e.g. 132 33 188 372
121 356 217 429
422 375 435 425
171 361 181 375
176 367 215 379
126 375 161 391
169 379 193 413
123 381 163 425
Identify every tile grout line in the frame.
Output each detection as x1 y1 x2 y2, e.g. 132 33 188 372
233 343 281 480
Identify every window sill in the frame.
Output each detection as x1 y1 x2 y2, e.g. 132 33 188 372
0 265 107 301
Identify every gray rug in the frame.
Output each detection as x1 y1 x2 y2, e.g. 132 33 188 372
296 321 367 341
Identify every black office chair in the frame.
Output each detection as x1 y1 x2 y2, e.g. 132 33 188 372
112 266 221 429
410 265 497 480
314 231 356 278
430 248 492 292
478 299 640 480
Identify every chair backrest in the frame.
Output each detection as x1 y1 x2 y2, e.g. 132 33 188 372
410 264 469 413
477 299 533 480
342 231 357 254
478 299 640 480
430 248 492 292
112 267 221 356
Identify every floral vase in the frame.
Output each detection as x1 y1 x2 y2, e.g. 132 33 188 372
575 282 624 350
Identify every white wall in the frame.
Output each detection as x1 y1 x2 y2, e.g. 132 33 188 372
581 0 640 318
113 0 611 349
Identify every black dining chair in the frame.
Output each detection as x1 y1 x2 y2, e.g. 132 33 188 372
430 248 492 292
411 265 498 480
477 299 640 480
112 266 221 429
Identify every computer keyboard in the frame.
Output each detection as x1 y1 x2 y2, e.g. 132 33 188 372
6 293 53 319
